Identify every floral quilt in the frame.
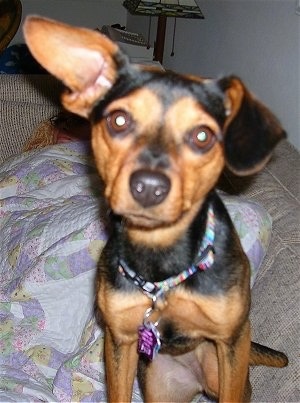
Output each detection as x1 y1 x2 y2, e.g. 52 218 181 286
0 142 272 402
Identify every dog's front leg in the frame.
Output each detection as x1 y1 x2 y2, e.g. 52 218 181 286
217 321 251 403
104 326 138 403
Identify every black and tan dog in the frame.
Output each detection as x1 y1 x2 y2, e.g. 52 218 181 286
24 17 288 402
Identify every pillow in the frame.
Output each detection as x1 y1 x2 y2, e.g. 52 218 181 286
219 192 272 287
0 142 272 401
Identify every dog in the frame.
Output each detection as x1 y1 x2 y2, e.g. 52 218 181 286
24 16 288 402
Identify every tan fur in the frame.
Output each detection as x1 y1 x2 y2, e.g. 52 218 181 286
93 91 225 247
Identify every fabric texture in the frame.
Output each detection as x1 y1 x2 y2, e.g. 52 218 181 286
0 75 61 163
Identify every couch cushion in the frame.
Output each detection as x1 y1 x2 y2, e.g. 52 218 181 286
0 75 62 163
220 139 299 402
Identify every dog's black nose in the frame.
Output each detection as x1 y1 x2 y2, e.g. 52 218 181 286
130 169 170 208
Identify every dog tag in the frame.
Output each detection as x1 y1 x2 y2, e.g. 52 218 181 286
138 321 161 361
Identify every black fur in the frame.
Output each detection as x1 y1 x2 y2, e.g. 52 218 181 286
91 68 227 129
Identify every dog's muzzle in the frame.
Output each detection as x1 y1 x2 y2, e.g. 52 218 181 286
130 169 170 208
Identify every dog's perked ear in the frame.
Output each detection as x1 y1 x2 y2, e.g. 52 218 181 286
218 76 286 175
23 16 127 117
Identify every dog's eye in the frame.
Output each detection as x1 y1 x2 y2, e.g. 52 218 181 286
187 126 217 152
106 110 132 136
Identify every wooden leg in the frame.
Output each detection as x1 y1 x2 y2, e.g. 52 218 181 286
104 327 139 403
217 321 251 402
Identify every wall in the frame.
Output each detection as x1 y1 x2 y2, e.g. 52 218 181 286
12 0 126 43
127 0 300 150
10 0 299 149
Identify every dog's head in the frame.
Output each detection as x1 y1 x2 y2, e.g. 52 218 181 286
24 17 285 246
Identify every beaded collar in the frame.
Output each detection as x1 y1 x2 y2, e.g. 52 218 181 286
118 206 215 300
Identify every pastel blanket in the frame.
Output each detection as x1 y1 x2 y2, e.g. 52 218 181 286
0 142 272 402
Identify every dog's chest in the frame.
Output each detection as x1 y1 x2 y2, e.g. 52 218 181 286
102 284 244 350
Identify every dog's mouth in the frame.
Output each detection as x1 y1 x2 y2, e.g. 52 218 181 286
119 211 171 229
113 202 204 248
113 201 191 230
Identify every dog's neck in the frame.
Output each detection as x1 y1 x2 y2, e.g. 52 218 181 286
112 193 217 285
118 204 216 299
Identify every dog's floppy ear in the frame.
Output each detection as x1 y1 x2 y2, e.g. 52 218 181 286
23 16 125 117
218 76 286 175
